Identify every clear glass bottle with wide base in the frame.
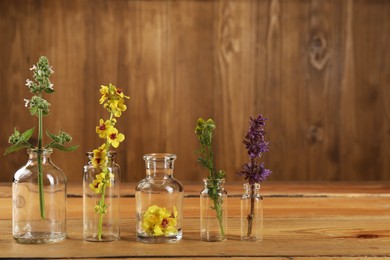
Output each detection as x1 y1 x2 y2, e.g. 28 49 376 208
241 183 263 241
12 148 67 244
136 153 183 243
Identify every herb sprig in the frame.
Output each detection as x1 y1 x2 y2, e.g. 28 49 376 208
5 56 78 219
237 115 271 237
195 118 226 237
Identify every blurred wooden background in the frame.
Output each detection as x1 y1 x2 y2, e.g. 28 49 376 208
0 0 389 183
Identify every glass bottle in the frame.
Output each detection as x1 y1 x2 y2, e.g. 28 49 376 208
200 178 227 242
136 153 183 243
241 183 263 241
12 148 67 244
83 151 120 242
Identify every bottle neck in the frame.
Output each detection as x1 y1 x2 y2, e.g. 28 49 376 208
244 183 260 196
146 168 173 179
144 153 176 179
86 151 117 165
203 178 225 190
28 148 53 163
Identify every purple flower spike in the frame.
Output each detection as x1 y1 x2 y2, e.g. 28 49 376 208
237 115 271 184
243 115 269 158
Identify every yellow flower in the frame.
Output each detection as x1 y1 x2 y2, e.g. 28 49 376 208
92 144 107 168
141 205 178 236
99 83 129 107
99 85 109 104
95 119 116 138
106 98 127 117
107 127 125 148
89 178 103 194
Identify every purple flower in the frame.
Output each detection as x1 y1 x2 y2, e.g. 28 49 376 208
237 162 271 184
243 115 269 158
237 115 271 184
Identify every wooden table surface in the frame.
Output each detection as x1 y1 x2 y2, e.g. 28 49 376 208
1 182 390 259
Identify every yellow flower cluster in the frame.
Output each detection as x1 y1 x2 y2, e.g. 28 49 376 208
90 84 128 195
95 118 124 148
99 83 129 117
142 205 178 237
89 169 114 194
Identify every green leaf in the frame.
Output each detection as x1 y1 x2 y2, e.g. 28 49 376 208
49 143 79 152
20 127 35 142
4 144 29 155
44 88 54 94
46 130 59 142
29 106 37 116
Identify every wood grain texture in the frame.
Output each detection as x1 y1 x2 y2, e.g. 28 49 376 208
1 183 390 258
0 0 390 183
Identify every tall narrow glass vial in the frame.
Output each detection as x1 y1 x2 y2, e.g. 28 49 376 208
83 151 120 241
200 178 227 242
241 183 263 241
136 153 183 243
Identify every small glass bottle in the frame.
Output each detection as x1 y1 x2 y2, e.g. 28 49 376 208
83 151 120 242
12 148 67 244
200 178 227 242
241 183 263 241
136 153 183 243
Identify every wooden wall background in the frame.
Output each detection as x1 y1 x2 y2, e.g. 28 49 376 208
0 0 389 183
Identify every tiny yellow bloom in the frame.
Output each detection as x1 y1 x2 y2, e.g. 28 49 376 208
89 178 103 194
92 144 107 168
107 127 125 148
95 119 116 138
99 85 109 104
108 99 127 117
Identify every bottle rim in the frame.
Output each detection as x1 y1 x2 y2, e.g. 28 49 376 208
27 148 53 154
143 153 177 162
85 151 117 157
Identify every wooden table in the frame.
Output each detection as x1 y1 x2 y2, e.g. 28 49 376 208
1 182 390 259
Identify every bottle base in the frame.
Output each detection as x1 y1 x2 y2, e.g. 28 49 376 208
84 234 120 242
137 233 182 243
13 232 66 244
241 236 262 242
201 234 226 242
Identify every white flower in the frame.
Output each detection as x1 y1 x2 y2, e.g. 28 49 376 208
25 79 33 87
30 65 37 71
37 70 42 76
24 99 30 108
49 66 54 74
48 83 54 90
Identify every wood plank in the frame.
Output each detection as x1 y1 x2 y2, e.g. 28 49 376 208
1 183 390 258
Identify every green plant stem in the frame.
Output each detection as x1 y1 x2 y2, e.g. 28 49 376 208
97 112 114 240
38 109 46 220
97 183 106 240
206 147 225 237
246 158 256 237
214 199 225 236
247 184 255 237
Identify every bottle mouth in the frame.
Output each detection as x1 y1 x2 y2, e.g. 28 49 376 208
27 148 53 154
143 153 177 162
86 151 117 157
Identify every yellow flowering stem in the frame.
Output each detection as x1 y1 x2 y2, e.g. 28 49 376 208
97 182 106 240
38 109 46 220
97 112 114 240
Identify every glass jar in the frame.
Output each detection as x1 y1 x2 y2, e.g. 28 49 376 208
241 183 263 241
83 151 120 242
200 178 227 242
12 148 67 244
135 153 183 243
